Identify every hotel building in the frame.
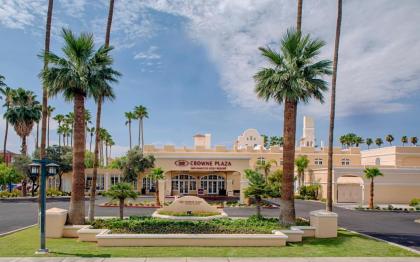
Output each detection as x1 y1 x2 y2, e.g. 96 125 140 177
57 116 420 205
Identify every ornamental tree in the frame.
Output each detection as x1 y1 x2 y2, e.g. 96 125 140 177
104 183 137 219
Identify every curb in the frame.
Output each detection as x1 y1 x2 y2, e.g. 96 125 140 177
0 224 37 238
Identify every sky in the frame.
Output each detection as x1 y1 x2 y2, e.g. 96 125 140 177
0 0 420 156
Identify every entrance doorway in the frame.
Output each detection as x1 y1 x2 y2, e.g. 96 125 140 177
200 175 225 195
172 174 196 195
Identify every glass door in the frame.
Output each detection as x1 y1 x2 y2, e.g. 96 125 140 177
179 180 188 194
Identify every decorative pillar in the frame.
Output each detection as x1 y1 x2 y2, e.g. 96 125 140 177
158 179 166 205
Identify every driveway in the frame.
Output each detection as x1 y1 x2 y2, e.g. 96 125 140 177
0 198 419 251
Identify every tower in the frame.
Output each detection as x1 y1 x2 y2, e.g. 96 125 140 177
300 116 315 147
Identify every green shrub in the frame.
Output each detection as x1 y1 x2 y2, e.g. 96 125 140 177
46 188 69 197
409 198 420 207
157 211 220 217
91 216 295 234
299 184 320 200
0 189 20 198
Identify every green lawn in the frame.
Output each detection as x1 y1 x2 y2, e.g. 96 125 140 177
0 226 417 257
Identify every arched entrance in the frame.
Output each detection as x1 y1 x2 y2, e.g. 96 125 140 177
337 176 364 203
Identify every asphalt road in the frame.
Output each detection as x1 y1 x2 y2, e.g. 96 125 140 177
0 197 419 251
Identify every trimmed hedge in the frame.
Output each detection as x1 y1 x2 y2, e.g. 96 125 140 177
91 216 309 234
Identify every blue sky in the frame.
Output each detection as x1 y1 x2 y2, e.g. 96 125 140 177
0 0 420 156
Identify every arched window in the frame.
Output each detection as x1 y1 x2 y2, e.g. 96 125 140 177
200 175 225 195
314 158 323 166
341 158 350 166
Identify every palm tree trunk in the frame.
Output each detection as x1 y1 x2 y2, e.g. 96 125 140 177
47 115 50 148
138 119 141 147
155 181 160 206
36 122 39 149
105 142 108 166
21 136 27 155
280 99 297 225
3 121 9 166
256 197 261 217
128 121 132 149
21 135 28 197
369 178 374 209
68 94 86 225
296 0 303 32
119 198 124 219
327 0 342 212
89 97 102 222
141 118 144 152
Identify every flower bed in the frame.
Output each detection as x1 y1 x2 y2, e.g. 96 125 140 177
355 205 420 212
100 200 169 208
91 216 304 234
157 211 220 217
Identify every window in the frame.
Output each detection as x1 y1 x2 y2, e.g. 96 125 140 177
314 158 323 166
143 177 156 190
375 158 381 166
257 157 265 165
200 175 225 194
341 158 350 166
172 174 196 193
110 175 121 185
132 177 138 191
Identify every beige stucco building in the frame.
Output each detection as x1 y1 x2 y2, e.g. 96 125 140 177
56 117 420 205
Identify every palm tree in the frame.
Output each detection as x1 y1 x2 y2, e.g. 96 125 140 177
296 0 303 32
385 134 394 145
47 105 55 147
354 136 364 147
53 114 65 146
147 167 165 206
401 136 408 146
104 183 137 219
363 167 383 209
125 111 135 149
88 0 118 223
295 155 309 190
327 0 343 212
134 105 148 151
41 29 118 225
256 158 277 183
65 113 74 147
109 139 115 159
0 74 5 87
40 0 54 160
86 127 95 152
254 29 332 224
411 137 418 146
375 138 383 148
0 86 15 165
366 138 373 149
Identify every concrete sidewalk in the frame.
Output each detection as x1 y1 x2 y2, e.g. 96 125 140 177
0 258 419 262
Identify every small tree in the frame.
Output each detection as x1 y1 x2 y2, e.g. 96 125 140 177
366 138 373 149
401 136 408 146
295 155 309 189
385 134 394 145
256 159 277 182
12 155 31 196
244 169 276 217
364 167 384 209
104 183 137 219
411 137 418 146
267 169 282 197
375 138 383 148
0 163 21 192
121 146 155 182
147 167 165 206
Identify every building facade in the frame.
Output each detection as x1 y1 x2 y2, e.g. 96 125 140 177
57 116 420 205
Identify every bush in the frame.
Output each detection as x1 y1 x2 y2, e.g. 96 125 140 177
46 188 69 197
0 189 20 198
409 198 420 207
92 216 292 234
299 184 320 200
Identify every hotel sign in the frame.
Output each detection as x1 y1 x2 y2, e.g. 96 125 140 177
175 160 232 170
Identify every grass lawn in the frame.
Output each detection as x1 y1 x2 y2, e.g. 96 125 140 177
0 226 418 257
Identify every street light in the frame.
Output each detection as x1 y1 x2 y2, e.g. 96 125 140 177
30 159 59 255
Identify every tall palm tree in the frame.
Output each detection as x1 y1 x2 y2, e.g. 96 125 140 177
41 29 118 225
134 105 148 151
89 0 118 223
5 88 41 197
0 86 15 165
385 134 394 145
411 137 418 146
254 29 332 224
295 155 309 189
53 113 65 146
109 139 115 159
148 167 165 206
401 136 408 146
296 0 303 32
327 0 343 212
65 112 75 147
366 138 373 149
125 111 135 149
363 167 383 209
86 127 95 152
47 105 55 147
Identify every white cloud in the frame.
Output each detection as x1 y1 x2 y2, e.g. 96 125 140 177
134 46 161 60
0 0 46 29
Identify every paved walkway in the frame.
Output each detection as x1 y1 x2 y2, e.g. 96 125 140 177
0 258 419 262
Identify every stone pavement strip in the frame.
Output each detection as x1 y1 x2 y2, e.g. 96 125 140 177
0 258 419 262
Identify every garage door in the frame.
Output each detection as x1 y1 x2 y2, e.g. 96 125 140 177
337 184 362 203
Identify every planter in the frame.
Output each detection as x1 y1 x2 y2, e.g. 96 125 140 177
274 228 304 243
77 227 108 242
152 210 228 221
290 226 316 238
63 225 87 238
96 230 288 247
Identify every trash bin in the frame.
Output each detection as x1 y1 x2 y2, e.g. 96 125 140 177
310 209 338 238
46 207 68 238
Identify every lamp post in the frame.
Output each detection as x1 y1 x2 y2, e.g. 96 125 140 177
29 159 59 255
